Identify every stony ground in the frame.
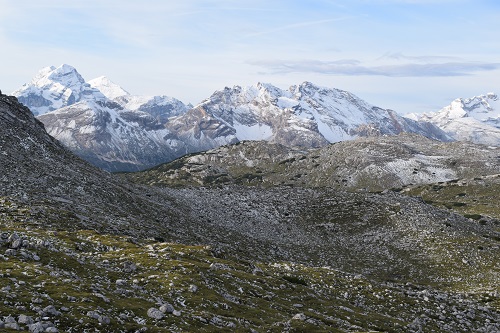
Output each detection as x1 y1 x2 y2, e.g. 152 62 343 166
1 202 500 333
403 174 500 221
1 191 500 332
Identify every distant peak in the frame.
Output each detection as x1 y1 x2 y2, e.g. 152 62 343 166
43 64 81 79
256 82 274 89
33 66 58 80
291 81 320 95
30 64 85 87
89 76 111 83
459 92 498 101
88 75 130 99
87 76 113 86
486 92 497 100
460 93 499 107
254 82 281 96
300 81 315 87
299 81 322 89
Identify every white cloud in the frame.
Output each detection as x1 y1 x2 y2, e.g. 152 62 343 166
378 52 462 63
249 57 500 77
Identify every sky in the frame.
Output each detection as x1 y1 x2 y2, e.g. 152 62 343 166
1 0 499 114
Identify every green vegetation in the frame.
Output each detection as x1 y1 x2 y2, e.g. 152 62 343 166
1 196 499 332
404 175 500 223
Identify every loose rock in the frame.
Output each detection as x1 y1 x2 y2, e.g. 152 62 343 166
159 303 175 314
147 308 164 320
292 313 307 321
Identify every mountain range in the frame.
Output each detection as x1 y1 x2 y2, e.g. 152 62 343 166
14 64 454 171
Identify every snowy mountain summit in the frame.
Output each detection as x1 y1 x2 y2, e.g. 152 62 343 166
87 76 130 99
410 93 500 146
196 81 450 147
12 64 196 171
87 74 189 123
13 64 107 115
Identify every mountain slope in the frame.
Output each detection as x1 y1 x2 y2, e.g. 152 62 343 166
1 91 500 332
410 93 500 146
0 92 181 236
3 90 499 283
114 95 189 123
88 76 189 123
13 65 453 171
36 99 190 171
13 65 238 171
404 173 500 221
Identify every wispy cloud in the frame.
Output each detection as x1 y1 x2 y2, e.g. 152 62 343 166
244 17 355 38
378 52 462 63
248 58 500 77
374 62 500 76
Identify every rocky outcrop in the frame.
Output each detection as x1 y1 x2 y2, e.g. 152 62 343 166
166 106 238 151
128 134 500 191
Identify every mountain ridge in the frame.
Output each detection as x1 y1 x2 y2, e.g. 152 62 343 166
126 134 500 191
197 81 451 146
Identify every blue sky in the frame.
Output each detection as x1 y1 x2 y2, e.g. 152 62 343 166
1 0 499 114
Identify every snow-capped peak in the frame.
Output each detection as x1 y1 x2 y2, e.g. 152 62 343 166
255 82 281 94
412 93 500 146
194 81 449 146
12 64 106 115
421 93 500 123
88 76 130 100
31 64 86 90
